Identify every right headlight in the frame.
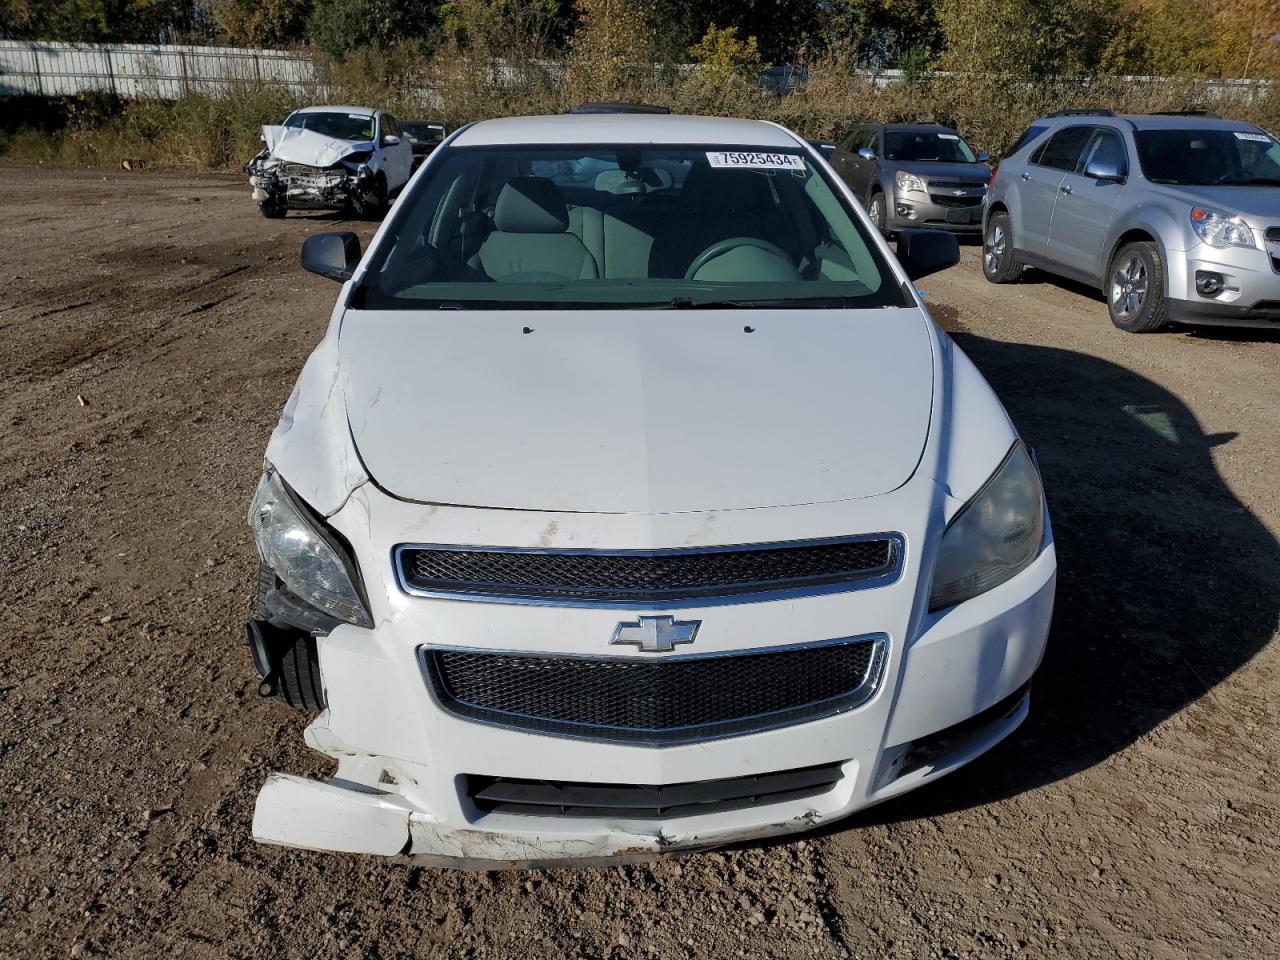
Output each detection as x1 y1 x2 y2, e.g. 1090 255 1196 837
895 170 927 194
249 468 373 628
928 442 1045 611
1190 206 1255 249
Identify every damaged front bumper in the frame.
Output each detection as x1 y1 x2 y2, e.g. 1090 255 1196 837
246 155 374 211
249 538 1055 869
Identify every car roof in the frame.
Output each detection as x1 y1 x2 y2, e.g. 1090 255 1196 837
294 105 380 116
451 114 801 148
1035 112 1262 133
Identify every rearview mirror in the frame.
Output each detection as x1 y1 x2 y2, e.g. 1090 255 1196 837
382 134 401 146
301 232 362 282
897 229 960 281
857 147 875 160
1084 158 1125 182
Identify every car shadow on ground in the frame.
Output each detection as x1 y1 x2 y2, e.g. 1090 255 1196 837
1009 269 1280 342
840 330 1280 827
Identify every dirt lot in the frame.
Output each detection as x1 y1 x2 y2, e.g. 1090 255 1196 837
1 167 1277 960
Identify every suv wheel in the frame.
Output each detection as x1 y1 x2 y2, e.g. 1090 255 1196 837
982 212 1022 283
867 191 887 236
1107 241 1168 333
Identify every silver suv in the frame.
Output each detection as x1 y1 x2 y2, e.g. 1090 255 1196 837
983 110 1280 331
830 123 991 236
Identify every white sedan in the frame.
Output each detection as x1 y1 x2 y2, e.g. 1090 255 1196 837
244 112 1056 866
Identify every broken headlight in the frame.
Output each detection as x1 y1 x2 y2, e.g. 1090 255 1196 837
928 442 1044 611
249 468 373 627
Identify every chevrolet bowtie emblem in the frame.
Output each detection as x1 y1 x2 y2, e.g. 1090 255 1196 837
952 188 966 196
611 615 701 653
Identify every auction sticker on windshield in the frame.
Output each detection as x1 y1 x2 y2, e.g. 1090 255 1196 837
1234 132 1271 143
706 151 805 170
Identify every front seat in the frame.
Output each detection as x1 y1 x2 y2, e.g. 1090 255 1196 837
475 177 599 282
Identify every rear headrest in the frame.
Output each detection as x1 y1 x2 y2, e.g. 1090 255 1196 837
494 176 569 233
680 164 762 214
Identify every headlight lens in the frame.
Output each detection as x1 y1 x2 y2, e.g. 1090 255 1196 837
249 469 373 627
895 170 927 194
1190 206 1255 249
929 443 1045 611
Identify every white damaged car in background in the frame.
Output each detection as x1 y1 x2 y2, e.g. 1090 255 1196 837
245 113 1056 868
245 105 414 219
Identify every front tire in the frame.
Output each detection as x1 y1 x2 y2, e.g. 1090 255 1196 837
258 199 286 219
982 211 1022 283
1107 241 1168 333
361 173 389 220
867 191 887 236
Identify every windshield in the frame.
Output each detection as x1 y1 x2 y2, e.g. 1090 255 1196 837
1135 129 1280 186
284 111 375 142
884 130 978 163
402 123 445 144
358 144 906 310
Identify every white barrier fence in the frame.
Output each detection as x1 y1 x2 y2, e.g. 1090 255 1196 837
0 40 316 98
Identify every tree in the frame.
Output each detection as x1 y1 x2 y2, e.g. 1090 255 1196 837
688 23 763 81
1214 0 1280 79
214 0 312 47
0 0 199 42
565 0 655 98
306 0 444 58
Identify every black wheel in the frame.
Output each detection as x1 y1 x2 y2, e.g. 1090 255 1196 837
1107 241 1168 333
867 191 887 236
362 174 389 220
982 211 1023 283
258 199 286 219
252 563 326 711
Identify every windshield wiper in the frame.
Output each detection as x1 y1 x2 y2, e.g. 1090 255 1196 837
651 296 852 309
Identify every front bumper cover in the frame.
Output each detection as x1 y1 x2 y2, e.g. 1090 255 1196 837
251 540 1056 867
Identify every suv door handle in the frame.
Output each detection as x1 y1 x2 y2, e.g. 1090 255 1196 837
1020 172 1031 181
1059 184 1073 195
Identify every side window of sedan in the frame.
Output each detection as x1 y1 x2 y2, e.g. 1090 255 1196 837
1032 126 1093 171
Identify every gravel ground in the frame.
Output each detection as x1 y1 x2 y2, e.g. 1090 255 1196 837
1 167 1277 960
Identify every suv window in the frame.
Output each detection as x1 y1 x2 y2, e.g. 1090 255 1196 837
1032 126 1093 171
1077 128 1127 176
1007 124 1049 157
839 127 865 153
382 115 401 138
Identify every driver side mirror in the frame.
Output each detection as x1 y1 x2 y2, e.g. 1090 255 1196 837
381 134 401 147
897 229 960 281
301 231 362 282
857 147 876 160
1084 157 1126 182
976 150 990 163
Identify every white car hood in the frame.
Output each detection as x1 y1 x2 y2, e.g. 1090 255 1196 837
339 308 935 514
262 124 373 168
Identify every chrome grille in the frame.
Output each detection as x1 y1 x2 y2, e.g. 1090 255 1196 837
418 636 886 745
466 762 845 818
396 535 901 606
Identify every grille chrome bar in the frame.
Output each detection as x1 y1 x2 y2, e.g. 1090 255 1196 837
418 635 887 745
394 534 903 607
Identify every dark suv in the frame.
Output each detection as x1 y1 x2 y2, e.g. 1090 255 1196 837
830 123 992 236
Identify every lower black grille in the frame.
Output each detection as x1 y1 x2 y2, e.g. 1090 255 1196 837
466 762 845 818
931 194 983 208
420 637 885 744
1265 226 1280 243
397 535 900 605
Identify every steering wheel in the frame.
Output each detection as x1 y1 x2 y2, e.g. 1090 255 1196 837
683 237 794 280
